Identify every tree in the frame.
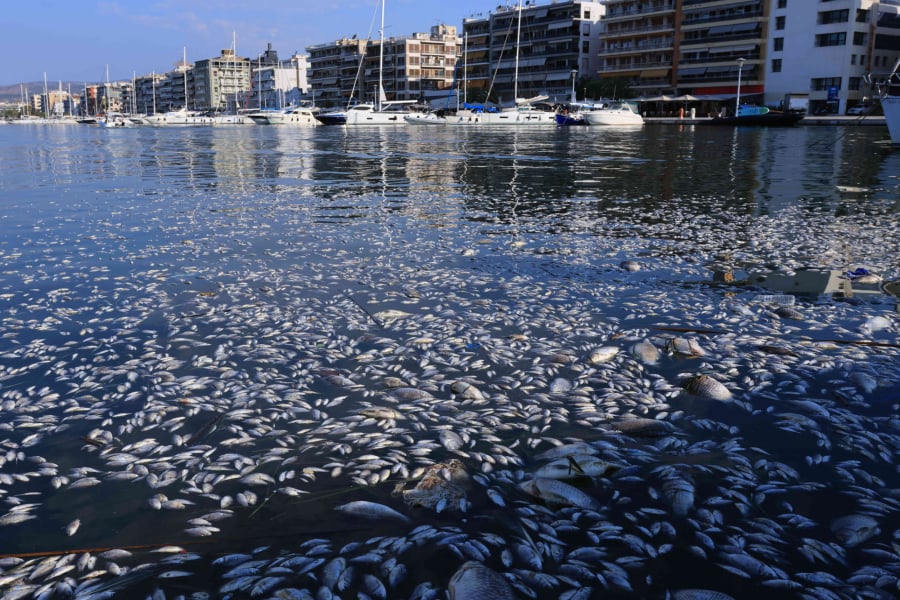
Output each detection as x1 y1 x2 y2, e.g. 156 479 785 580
581 76 635 101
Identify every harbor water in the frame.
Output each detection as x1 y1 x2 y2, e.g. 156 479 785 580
0 123 898 600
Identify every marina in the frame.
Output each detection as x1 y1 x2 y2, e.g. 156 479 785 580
0 123 898 600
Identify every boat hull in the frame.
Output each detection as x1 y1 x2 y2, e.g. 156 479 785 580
882 95 900 146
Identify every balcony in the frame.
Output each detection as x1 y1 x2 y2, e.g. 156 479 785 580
604 2 676 23
601 39 674 57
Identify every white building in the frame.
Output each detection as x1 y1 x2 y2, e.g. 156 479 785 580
765 0 900 114
249 45 310 110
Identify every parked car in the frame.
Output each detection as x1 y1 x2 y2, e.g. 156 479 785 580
846 105 873 116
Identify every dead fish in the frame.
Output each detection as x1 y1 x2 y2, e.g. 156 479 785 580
533 455 620 480
334 501 409 523
661 476 695 517
587 346 618 364
518 478 603 510
681 375 732 401
373 309 411 323
448 561 517 600
450 380 486 401
830 514 879 547
772 306 803 320
666 337 706 358
534 442 598 461
757 344 797 357
631 340 659 364
620 260 641 272
358 407 403 420
606 418 675 437
64 519 80 537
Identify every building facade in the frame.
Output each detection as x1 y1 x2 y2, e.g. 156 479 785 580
306 37 370 107
597 0 900 113
193 49 252 112
765 0 900 114
249 45 311 109
366 24 461 104
462 0 605 105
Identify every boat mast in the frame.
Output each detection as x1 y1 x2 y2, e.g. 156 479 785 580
463 31 468 108
183 47 188 110
514 0 522 104
152 72 157 114
378 0 385 111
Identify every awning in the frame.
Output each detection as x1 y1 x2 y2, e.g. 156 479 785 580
547 21 573 30
640 69 669 79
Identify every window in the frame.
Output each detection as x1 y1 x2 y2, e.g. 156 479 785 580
777 0 787 7
856 9 869 23
851 54 856 65
853 32 866 46
811 77 841 91
773 38 784 52
816 32 847 47
818 10 849 25
848 77 861 91
772 58 782 73
775 16 785 30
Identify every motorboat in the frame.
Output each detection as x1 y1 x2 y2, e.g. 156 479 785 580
342 102 411 125
702 104 803 126
583 102 644 126
265 107 319 126
315 110 348 126
143 108 214 126
210 112 256 125
99 112 135 128
878 58 900 146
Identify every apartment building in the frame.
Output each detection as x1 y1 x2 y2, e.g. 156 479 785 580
249 45 310 109
366 24 461 103
306 37 370 107
306 25 461 107
766 0 900 114
462 0 605 105
598 0 767 100
598 0 900 113
193 49 252 112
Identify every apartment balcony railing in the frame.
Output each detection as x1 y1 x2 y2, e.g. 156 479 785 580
681 11 764 28
598 60 671 73
605 22 676 37
604 2 676 22
601 39 674 56
679 51 760 65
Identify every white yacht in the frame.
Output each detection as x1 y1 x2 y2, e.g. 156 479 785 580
143 108 214 126
583 102 644 126
879 58 900 146
265 107 319 127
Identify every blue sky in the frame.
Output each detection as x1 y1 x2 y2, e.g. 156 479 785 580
0 0 501 85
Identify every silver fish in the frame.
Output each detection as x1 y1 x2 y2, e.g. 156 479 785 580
681 375 732 401
448 561 517 600
830 514 879 547
334 501 409 523
518 478 603 511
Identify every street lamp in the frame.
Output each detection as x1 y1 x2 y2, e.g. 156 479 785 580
735 57 746 117
570 69 578 105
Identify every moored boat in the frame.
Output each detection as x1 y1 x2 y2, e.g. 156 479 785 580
878 58 900 146
583 102 644 126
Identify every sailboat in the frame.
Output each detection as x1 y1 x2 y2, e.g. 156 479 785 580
320 0 413 125
144 49 214 126
477 0 556 125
